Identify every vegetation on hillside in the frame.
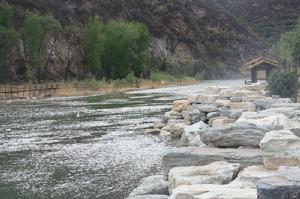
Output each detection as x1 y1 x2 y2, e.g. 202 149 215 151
0 2 199 85
269 18 300 98
0 2 19 84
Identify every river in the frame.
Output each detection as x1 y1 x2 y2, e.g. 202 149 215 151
0 80 243 199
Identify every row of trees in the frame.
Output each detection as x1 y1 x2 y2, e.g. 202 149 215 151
0 2 150 84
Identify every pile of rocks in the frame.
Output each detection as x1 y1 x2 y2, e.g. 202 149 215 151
128 82 300 199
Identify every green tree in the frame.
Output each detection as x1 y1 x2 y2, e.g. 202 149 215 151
22 12 61 82
0 2 19 84
273 19 300 70
82 17 105 79
102 21 150 80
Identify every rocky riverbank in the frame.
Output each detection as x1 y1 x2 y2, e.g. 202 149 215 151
128 82 300 199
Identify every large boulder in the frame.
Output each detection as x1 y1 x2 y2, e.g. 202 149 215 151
169 162 240 191
172 100 191 112
163 147 264 180
180 122 208 147
182 109 206 125
257 166 300 199
200 123 269 148
129 175 168 197
261 107 296 119
169 184 256 199
189 94 219 104
161 123 187 138
229 165 277 188
260 130 300 169
236 112 298 130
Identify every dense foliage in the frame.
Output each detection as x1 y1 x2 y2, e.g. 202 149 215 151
272 19 300 70
0 3 19 84
22 13 61 82
267 71 298 98
0 2 195 84
82 18 150 80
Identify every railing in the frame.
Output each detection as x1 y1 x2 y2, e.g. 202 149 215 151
0 83 59 100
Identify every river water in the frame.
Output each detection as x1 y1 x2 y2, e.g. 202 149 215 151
0 80 243 199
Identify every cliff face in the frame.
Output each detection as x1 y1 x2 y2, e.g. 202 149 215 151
4 0 300 80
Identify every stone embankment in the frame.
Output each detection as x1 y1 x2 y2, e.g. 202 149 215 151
128 82 300 199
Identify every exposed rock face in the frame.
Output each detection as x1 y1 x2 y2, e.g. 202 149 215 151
163 147 264 180
257 166 300 199
260 130 300 169
129 175 169 197
200 123 269 148
168 162 240 191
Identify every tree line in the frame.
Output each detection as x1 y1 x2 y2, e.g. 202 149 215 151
0 2 151 84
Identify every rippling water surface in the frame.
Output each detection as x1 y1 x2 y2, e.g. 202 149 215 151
0 80 243 199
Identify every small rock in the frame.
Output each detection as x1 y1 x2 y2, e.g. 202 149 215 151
211 117 235 128
161 123 187 138
144 129 161 134
196 104 218 113
189 94 219 104
129 175 168 197
172 100 191 112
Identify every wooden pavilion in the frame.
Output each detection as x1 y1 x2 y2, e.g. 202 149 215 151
245 57 279 83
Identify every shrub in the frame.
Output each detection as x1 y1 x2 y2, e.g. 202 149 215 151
267 71 298 98
194 72 205 81
150 72 176 82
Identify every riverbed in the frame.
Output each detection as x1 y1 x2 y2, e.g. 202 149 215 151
0 80 243 199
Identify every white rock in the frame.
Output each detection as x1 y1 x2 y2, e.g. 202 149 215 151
236 113 299 130
260 130 300 169
229 165 277 188
211 117 235 128
230 102 256 111
189 94 219 104
129 175 168 197
180 122 208 147
215 99 230 107
169 184 256 199
205 86 224 94
196 104 218 113
168 162 240 191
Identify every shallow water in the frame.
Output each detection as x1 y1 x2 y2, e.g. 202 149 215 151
0 80 243 199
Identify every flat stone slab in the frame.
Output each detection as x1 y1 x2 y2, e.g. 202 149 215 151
163 147 265 180
169 184 256 199
169 161 240 191
128 195 168 199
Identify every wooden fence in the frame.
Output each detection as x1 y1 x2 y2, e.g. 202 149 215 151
0 83 59 100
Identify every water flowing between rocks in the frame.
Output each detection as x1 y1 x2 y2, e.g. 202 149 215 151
0 80 243 199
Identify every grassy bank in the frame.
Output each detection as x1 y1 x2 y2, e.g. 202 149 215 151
54 76 200 97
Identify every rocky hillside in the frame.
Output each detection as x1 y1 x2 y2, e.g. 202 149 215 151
4 0 300 79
